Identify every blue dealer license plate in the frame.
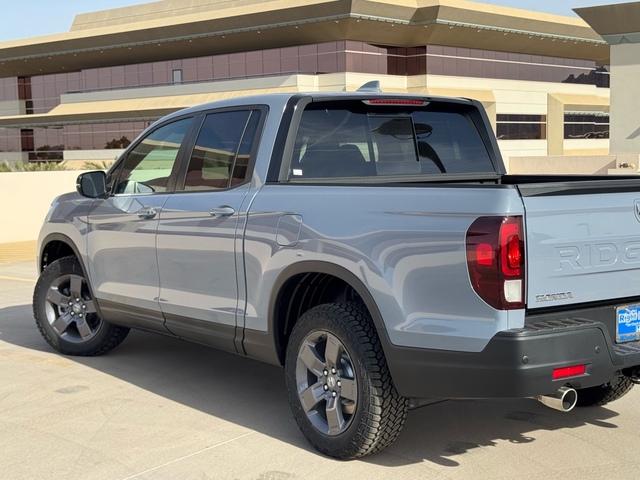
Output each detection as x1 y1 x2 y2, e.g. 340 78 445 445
616 304 640 343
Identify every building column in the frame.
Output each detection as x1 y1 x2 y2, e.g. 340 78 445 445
610 43 640 153
547 94 564 156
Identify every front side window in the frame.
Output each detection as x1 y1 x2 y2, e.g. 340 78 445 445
113 117 192 194
183 109 261 191
290 101 493 180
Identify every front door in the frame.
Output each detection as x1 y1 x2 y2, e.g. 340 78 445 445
86 116 194 331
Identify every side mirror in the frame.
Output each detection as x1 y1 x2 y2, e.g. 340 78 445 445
76 171 108 198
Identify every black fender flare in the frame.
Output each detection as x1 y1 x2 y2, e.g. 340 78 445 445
39 232 84 273
268 260 389 360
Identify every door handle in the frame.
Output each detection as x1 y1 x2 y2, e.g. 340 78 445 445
209 206 235 218
137 207 158 219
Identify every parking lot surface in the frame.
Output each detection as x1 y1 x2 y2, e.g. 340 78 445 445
2 260 640 480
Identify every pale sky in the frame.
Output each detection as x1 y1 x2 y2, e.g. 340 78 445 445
0 0 629 42
472 0 628 15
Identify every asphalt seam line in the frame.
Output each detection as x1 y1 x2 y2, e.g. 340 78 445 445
120 431 257 480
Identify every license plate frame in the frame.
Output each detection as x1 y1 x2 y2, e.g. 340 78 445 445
616 303 640 343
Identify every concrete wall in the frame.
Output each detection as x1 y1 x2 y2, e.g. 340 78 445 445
508 153 640 175
497 140 547 163
509 155 615 174
62 150 121 170
0 171 83 244
63 149 123 162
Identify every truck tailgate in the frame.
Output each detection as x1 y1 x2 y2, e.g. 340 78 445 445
520 180 640 310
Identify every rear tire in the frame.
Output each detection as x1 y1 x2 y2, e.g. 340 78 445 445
33 256 129 356
575 377 634 407
285 302 408 459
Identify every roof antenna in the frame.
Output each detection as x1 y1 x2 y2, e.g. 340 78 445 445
357 80 382 93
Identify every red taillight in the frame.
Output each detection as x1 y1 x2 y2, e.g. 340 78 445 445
501 222 522 275
552 365 586 379
466 216 525 310
476 244 493 265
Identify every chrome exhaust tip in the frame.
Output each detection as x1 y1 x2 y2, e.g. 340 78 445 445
535 386 578 412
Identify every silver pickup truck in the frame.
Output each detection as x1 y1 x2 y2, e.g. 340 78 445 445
33 84 640 459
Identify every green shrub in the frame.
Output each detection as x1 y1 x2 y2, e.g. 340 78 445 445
0 161 68 172
82 161 112 170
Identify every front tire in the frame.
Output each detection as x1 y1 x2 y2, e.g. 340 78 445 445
33 256 129 356
285 302 408 459
575 377 634 407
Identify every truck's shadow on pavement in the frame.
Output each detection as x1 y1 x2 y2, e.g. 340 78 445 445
367 396 618 467
0 304 621 467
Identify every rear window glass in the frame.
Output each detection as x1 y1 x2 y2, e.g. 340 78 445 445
290 100 494 179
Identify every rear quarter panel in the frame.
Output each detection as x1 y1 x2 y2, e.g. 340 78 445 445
244 183 525 353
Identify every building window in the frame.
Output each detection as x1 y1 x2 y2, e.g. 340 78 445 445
0 128 21 153
496 115 547 140
28 127 64 161
20 129 34 152
17 77 34 114
562 65 610 89
426 45 607 86
172 69 183 84
17 77 31 100
386 46 426 75
64 122 148 151
564 113 609 139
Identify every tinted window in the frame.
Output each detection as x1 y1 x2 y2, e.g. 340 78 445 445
496 114 547 140
184 110 261 190
412 110 492 174
291 101 493 179
113 117 192 194
563 113 609 139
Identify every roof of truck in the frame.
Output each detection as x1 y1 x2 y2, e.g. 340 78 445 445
164 87 476 122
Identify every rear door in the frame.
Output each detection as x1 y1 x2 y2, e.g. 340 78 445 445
156 108 264 352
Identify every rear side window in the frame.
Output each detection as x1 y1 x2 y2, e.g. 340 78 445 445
290 101 494 179
183 109 262 191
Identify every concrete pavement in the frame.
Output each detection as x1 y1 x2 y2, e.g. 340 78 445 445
2 260 640 479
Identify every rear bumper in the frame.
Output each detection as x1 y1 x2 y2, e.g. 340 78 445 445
382 317 640 399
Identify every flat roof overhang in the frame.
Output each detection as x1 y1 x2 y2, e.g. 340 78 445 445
0 0 609 79
575 2 640 45
549 92 610 113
